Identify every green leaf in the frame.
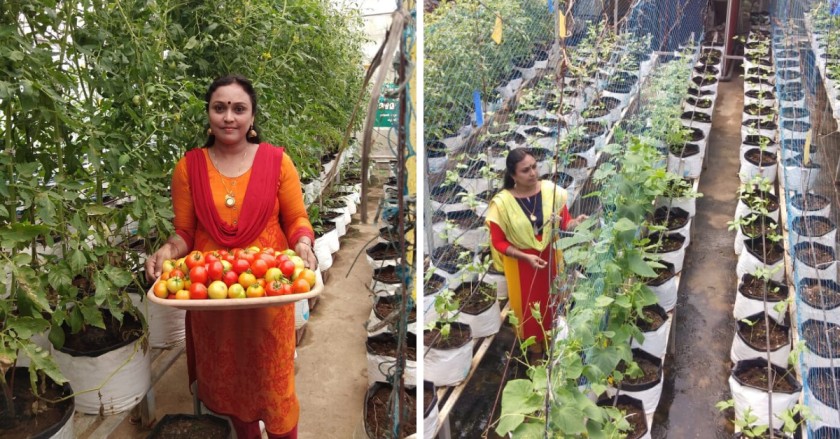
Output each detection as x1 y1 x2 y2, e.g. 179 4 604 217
67 249 87 273
48 323 66 350
47 265 73 290
595 296 614 308
613 217 637 232
495 413 525 436
627 252 656 277
551 405 587 434
501 379 543 415
103 265 133 288
20 340 67 385
511 420 546 438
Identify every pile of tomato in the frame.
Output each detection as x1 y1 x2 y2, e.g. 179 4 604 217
151 247 317 300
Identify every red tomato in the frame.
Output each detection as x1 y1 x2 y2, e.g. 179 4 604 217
189 266 208 285
222 270 239 287
169 269 185 280
246 283 265 298
235 248 256 264
291 278 310 293
218 249 229 258
276 254 291 265
205 252 220 265
207 261 224 281
233 258 251 274
279 260 295 278
261 247 275 255
257 253 276 269
223 253 235 263
189 283 208 300
185 250 206 270
266 280 284 296
251 259 269 278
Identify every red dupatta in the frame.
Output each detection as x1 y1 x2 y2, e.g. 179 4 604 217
186 143 283 248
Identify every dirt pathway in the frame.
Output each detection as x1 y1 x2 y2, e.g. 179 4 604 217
652 76 744 438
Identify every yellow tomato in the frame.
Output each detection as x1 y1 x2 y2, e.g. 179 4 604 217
297 269 317 289
174 289 190 300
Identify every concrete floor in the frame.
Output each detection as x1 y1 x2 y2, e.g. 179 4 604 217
652 76 745 438
101 187 383 439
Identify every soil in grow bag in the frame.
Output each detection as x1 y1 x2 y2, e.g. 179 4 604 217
733 362 798 392
534 49 549 62
480 139 510 157
431 183 466 204
777 59 800 69
744 149 777 166
739 188 779 212
431 244 472 274
582 121 608 138
694 62 720 74
516 112 540 126
458 159 488 178
796 243 834 267
745 54 772 67
648 233 684 252
745 76 773 87
148 414 231 439
744 237 784 264
692 75 718 87
546 172 574 190
598 398 647 438
566 154 589 171
782 120 811 133
61 308 144 355
687 87 715 97
313 217 337 238
523 126 554 139
367 242 401 261
512 55 536 69
742 118 778 131
647 262 676 287
425 273 445 295
743 135 775 149
424 322 471 350
775 49 799 59
448 210 482 230
615 352 660 386
367 333 417 361
522 147 551 162
500 68 524 84
636 305 668 332
686 96 713 109
745 89 775 102
365 385 417 439
651 207 689 230
509 131 528 146
791 193 830 212
779 83 804 96
792 216 835 237
800 279 840 310
568 137 596 155
373 265 403 284
777 69 801 81
739 274 787 302
606 74 638 94
681 111 712 124
0 368 74 439
781 106 809 120
808 368 840 409
683 127 705 142
373 296 417 324
801 320 840 359
737 315 789 352
744 104 777 117
746 67 773 78
453 282 496 314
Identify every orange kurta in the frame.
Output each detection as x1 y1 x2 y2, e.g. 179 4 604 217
171 148 312 436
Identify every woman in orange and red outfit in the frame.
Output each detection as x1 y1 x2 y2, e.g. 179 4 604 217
485 149 586 363
146 75 316 439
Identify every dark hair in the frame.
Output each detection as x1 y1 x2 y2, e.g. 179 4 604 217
503 148 534 189
203 75 261 147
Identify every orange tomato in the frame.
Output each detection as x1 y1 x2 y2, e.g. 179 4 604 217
238 271 257 289
292 278 310 293
153 281 169 298
297 268 317 289
246 284 266 298
174 289 191 300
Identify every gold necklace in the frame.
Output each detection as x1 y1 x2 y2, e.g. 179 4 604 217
210 147 249 209
516 192 539 222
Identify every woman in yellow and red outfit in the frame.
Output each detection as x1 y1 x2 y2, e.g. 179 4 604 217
146 75 316 439
485 148 586 362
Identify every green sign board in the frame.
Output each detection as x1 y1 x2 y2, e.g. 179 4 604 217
374 83 399 128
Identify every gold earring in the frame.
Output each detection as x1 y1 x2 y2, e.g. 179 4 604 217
248 126 257 138
207 127 213 136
